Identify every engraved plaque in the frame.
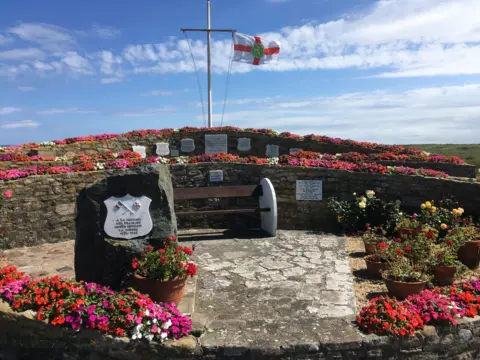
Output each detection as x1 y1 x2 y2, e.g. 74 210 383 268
266 144 280 158
237 138 251 152
296 180 323 201
205 134 228 155
180 138 195 153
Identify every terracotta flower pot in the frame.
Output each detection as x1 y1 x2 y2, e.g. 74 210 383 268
431 265 456 285
132 273 187 306
363 240 376 255
383 277 427 299
365 259 389 278
458 240 480 269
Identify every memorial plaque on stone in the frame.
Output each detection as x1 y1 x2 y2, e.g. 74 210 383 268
266 144 280 158
170 149 179 157
205 134 228 154
132 145 147 159
209 170 223 182
104 195 153 239
237 138 251 152
180 138 195 153
296 180 323 201
156 142 170 156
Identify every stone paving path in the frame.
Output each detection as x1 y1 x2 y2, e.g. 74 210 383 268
1 230 360 353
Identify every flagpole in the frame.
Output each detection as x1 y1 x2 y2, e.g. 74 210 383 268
207 0 212 128
181 1 235 128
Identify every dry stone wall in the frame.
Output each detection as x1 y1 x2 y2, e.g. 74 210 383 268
1 164 480 249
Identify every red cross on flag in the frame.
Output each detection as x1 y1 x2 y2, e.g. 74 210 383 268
233 32 281 66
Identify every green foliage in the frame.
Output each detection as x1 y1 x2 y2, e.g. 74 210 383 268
383 257 431 283
404 144 480 168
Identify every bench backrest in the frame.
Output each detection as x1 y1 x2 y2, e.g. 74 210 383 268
174 185 262 201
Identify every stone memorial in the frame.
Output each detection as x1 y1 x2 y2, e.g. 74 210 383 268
132 145 147 159
205 134 228 154
296 180 323 201
170 149 180 157
237 138 251 152
156 142 170 156
75 164 177 290
266 144 280 158
180 138 195 153
209 170 223 182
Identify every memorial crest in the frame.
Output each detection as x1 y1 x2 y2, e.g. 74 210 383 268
104 194 153 239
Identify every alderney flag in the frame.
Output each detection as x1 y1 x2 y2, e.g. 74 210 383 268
233 32 281 66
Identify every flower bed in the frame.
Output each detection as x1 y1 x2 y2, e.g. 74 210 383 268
0 127 428 156
0 265 192 342
357 280 480 337
0 153 450 182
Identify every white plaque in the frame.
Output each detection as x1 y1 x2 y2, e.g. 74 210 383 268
170 149 179 157
132 145 147 159
237 138 251 152
104 195 153 239
205 134 228 154
156 142 170 156
181 138 195 153
266 144 280 158
296 180 323 201
209 170 223 182
290 148 302 154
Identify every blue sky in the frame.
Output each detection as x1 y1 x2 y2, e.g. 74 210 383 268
1 0 480 145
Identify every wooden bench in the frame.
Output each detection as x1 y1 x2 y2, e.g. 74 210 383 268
173 178 277 236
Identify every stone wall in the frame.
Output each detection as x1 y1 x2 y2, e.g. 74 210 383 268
1 299 480 359
1 163 480 249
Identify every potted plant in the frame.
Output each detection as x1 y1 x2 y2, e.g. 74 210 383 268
364 240 393 278
455 225 480 269
362 226 388 255
427 241 464 285
396 214 427 236
131 235 197 306
382 257 430 299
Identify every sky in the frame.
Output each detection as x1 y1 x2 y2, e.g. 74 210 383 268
1 0 480 145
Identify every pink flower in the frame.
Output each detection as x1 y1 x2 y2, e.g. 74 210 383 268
4 191 12 198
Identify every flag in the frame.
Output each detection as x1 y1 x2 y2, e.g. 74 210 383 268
233 32 281 66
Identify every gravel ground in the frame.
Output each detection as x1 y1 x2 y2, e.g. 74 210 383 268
347 237 480 312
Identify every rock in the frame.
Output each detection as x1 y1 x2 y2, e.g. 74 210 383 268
74 164 177 290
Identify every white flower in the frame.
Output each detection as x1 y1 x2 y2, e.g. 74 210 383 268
359 202 366 209
146 320 151 325
268 157 279 165
162 319 172 329
353 192 357 196
153 318 158 324
132 333 138 340
360 196 366 203
136 324 142 332
145 334 154 341
145 310 150 317
160 332 168 340
366 190 375 199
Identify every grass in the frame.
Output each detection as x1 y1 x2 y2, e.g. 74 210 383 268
404 144 480 168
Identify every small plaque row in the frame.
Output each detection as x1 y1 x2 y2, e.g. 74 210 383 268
131 135 302 158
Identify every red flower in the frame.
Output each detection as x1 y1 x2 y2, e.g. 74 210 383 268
115 328 125 337
183 247 193 256
395 249 403 256
447 240 453 247
404 246 412 252
186 263 197 276
378 242 388 249
426 230 435 239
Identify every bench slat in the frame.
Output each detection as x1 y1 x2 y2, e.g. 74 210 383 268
174 185 260 201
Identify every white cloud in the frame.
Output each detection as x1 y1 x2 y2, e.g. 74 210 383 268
0 48 45 60
205 83 480 144
0 120 38 129
119 106 176 117
37 108 96 115
142 90 174 96
18 86 35 92
8 23 74 51
60 51 94 75
0 34 13 45
0 107 21 115
91 25 120 39
101 77 123 84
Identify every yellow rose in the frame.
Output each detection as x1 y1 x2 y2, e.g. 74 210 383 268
421 203 426 210
366 190 375 199
458 207 464 214
359 202 366 209
360 196 366 203
431 206 437 213
338 216 343 222
452 209 459 216
425 201 432 209
441 223 448 230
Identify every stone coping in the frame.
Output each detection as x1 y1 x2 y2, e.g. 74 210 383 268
2 301 480 359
